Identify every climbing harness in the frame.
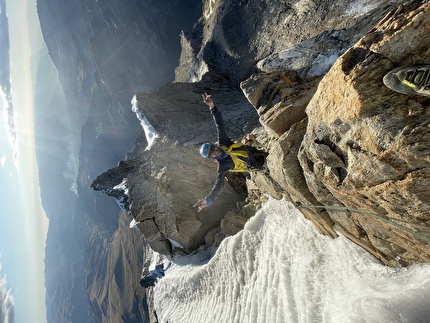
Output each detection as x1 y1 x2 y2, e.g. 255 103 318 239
220 142 250 172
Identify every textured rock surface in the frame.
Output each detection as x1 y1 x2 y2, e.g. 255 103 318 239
92 0 430 269
236 0 430 266
241 70 322 136
93 74 259 254
127 139 246 254
297 0 430 266
84 211 148 323
176 0 399 84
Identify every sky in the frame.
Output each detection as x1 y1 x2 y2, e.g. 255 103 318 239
1 0 49 322
154 198 430 323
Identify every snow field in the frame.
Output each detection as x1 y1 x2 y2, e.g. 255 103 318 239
154 198 430 323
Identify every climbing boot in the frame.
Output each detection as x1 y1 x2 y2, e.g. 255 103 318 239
383 64 430 97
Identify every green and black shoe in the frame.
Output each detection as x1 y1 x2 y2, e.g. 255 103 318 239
383 64 430 97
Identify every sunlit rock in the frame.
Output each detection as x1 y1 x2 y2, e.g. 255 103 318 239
298 0 430 265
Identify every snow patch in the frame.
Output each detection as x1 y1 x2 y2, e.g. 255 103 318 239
203 0 216 19
168 238 184 250
129 218 140 230
346 0 381 17
149 253 171 276
307 50 343 76
131 96 159 150
113 178 128 194
113 178 129 209
154 198 430 323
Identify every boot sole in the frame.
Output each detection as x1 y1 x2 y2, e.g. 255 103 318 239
383 64 430 97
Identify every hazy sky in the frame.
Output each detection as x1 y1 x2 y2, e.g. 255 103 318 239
1 0 49 322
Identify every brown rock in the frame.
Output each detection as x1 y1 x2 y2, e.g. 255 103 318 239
127 140 245 254
298 0 430 265
241 70 321 137
220 211 248 236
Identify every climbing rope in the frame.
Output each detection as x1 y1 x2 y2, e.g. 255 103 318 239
257 164 430 245
296 202 430 245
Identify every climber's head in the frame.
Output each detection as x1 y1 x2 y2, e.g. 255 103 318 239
199 143 222 159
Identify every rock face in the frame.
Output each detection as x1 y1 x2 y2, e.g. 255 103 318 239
243 0 430 266
93 74 260 254
297 0 430 266
84 211 148 323
93 0 430 267
175 0 396 84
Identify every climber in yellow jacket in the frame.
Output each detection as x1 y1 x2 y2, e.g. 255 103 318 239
194 93 266 212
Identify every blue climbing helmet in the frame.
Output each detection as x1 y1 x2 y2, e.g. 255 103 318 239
200 143 214 159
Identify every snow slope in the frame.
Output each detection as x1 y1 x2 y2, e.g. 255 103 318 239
154 198 430 323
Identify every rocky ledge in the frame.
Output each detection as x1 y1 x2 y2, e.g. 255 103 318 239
92 0 430 267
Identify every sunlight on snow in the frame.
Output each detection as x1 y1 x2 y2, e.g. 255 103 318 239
154 198 430 323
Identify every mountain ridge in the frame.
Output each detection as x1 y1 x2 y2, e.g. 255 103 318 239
35 0 201 321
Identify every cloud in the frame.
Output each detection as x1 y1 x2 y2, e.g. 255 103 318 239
0 87 18 164
0 267 15 323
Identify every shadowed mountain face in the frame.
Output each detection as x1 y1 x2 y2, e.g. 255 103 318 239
34 0 201 322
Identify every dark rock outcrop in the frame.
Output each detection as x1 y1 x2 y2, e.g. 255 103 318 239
176 0 399 85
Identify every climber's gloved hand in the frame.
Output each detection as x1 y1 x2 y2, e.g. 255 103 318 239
193 196 212 212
